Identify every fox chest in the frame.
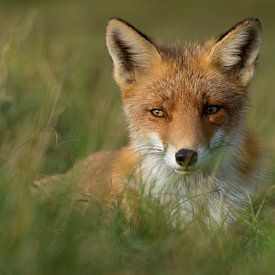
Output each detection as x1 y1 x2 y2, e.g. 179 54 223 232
136 159 247 225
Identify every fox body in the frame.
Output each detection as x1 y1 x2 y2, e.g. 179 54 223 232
34 18 264 226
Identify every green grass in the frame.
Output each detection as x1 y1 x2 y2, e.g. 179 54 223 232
0 0 275 274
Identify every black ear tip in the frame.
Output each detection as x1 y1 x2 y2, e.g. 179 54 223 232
107 18 123 31
106 17 153 44
107 17 136 31
242 17 262 29
244 17 261 22
247 17 261 23
107 17 128 25
217 18 262 41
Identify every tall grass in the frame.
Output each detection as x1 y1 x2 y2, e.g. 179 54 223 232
0 0 275 274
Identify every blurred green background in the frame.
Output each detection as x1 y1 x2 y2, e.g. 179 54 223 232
0 0 275 274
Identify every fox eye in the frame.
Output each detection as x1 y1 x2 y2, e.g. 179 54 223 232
204 105 222 115
150 108 167 118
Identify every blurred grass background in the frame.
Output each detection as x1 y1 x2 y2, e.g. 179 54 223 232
0 0 275 274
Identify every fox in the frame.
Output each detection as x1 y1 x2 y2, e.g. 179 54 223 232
33 17 265 227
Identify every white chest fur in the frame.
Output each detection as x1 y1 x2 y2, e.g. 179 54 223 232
137 154 259 227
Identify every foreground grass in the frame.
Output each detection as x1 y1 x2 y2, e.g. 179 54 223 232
0 0 275 274
1 177 275 274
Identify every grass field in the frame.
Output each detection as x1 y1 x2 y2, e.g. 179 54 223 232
0 0 275 274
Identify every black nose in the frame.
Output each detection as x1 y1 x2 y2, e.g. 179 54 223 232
175 149 198 167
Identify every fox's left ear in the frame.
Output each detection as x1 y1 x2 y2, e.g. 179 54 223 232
208 18 262 86
106 18 161 87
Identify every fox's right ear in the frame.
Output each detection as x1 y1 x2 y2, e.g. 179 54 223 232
208 18 262 87
106 18 161 86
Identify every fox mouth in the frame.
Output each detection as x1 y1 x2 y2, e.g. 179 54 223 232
172 166 200 175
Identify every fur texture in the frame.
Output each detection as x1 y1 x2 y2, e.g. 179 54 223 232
33 18 264 227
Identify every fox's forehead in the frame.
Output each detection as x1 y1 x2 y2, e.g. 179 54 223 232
135 44 225 97
141 61 236 105
157 43 206 64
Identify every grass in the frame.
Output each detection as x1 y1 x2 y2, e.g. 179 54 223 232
0 0 275 274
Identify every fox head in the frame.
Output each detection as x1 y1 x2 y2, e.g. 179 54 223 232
106 18 262 174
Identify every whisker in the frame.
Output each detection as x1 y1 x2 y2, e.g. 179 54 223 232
133 145 165 156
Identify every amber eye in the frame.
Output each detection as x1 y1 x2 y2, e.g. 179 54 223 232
204 105 222 115
150 108 167 118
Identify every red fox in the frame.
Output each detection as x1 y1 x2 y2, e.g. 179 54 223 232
33 18 264 226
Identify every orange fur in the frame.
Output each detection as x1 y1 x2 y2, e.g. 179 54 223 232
34 18 265 226
239 132 261 178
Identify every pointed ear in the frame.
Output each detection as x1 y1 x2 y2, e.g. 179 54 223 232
106 18 161 86
208 18 262 86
